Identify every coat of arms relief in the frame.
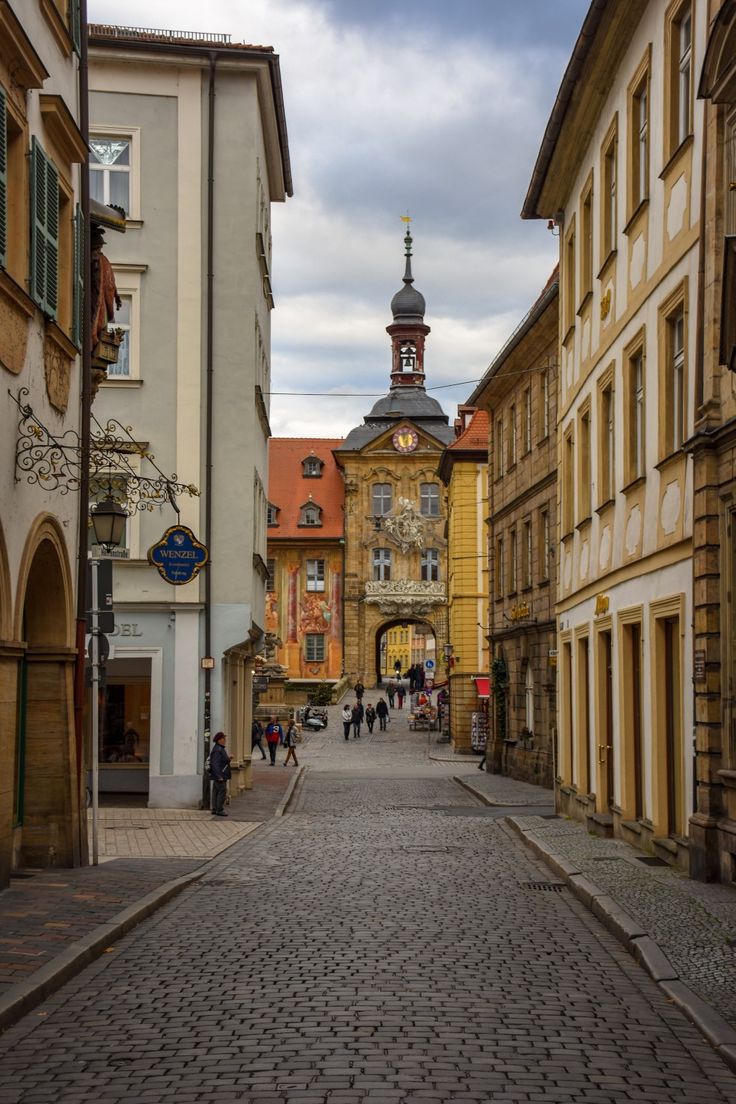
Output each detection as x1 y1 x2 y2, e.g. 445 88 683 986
382 497 427 552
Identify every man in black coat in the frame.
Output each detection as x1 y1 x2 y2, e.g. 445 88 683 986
209 731 232 816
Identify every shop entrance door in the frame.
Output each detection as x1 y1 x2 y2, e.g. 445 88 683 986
97 657 152 797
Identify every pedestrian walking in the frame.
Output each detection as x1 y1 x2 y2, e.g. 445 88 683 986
351 701 363 738
283 717 299 767
265 715 283 765
396 683 405 709
407 664 416 693
354 679 365 702
365 703 376 733
341 703 352 740
387 681 396 708
251 717 267 761
417 666 425 690
376 697 389 731
208 731 232 816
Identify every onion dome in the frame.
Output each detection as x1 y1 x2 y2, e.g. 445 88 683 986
390 228 426 323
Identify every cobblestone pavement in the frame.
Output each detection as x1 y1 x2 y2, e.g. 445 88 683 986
89 807 261 860
0 701 734 1102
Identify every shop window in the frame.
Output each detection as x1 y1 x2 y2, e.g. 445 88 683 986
306 558 325 592
102 674 150 765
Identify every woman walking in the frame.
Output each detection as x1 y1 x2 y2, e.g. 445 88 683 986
365 703 376 734
341 702 352 741
283 716 299 767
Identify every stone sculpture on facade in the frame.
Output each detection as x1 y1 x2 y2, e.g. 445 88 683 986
365 578 446 617
382 497 427 552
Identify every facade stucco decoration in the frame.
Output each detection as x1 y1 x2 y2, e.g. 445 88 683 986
365 579 446 617
382 497 427 552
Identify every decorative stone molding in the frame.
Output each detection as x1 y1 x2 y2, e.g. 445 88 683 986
382 497 427 551
365 579 446 616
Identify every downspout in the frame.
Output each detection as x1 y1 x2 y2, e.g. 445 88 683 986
74 1 91 858
487 409 497 772
201 52 216 809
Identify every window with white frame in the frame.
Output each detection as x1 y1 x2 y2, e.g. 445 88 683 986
90 136 131 215
372 547 392 581
306 558 325 592
106 292 131 377
667 308 686 454
419 483 440 517
305 633 326 662
677 9 692 146
299 501 322 527
267 503 279 526
372 483 393 516
421 549 439 582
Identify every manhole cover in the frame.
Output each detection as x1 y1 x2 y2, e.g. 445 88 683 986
521 881 566 892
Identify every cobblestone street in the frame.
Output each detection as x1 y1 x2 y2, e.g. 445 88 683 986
0 707 734 1103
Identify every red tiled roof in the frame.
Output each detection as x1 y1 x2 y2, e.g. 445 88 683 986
268 438 345 540
447 408 489 452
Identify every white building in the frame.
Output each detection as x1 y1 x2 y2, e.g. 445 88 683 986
88 25 292 806
522 0 704 869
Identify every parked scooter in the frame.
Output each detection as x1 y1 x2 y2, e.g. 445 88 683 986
301 705 328 730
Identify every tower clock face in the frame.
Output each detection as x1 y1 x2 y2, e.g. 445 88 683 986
393 426 419 453
399 341 417 372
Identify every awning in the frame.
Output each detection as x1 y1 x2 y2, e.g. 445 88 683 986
473 677 490 698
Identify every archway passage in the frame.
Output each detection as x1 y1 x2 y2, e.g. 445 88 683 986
375 619 436 685
18 536 80 868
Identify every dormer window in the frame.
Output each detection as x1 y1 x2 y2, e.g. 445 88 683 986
267 503 279 527
299 501 323 527
302 455 324 478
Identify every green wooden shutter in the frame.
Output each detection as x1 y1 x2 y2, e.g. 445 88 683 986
0 86 7 269
72 203 83 350
69 0 81 55
30 137 59 319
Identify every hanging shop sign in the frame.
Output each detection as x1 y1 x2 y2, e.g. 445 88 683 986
148 525 209 585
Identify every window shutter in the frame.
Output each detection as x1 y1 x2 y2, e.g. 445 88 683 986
0 87 6 269
72 203 83 350
68 0 81 55
30 138 59 319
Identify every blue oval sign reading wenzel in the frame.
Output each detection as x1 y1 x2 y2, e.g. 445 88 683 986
148 525 209 586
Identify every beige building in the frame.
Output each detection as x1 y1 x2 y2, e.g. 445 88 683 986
523 0 704 868
0 0 88 883
88 25 291 805
689 0 736 882
335 229 455 687
469 277 558 785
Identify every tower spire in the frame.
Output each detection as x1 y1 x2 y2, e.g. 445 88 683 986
388 217 430 389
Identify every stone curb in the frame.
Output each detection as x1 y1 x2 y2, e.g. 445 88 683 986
0 775 303 1036
505 815 736 1076
0 865 206 1034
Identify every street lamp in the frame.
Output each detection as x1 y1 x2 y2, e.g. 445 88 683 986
89 498 126 865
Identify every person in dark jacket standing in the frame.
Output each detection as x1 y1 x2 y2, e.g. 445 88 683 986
251 718 267 761
354 679 365 702
376 698 389 730
365 703 376 734
209 732 232 817
351 701 363 738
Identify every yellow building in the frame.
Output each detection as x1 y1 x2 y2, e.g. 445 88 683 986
438 407 490 753
335 229 455 687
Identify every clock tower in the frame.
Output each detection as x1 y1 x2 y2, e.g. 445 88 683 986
387 227 430 389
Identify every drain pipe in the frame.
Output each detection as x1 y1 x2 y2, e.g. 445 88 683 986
74 0 92 858
201 52 216 809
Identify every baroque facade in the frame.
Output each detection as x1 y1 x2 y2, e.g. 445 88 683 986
470 276 559 786
266 439 345 692
335 230 455 687
0 0 87 884
523 0 703 868
88 25 291 805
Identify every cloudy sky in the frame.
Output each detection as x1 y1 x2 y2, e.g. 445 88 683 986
88 0 589 437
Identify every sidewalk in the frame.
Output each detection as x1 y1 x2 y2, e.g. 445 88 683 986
0 759 300 1031
456 764 736 1071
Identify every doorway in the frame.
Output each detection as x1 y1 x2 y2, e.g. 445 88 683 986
375 620 435 684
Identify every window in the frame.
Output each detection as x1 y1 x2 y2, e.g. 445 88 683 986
523 388 532 454
523 519 532 589
1 90 28 286
564 220 576 336
372 483 393 516
302 456 323 477
90 136 131 215
562 428 575 535
630 64 650 213
305 634 326 662
421 549 439 582
539 369 550 440
419 483 440 517
299 501 322 527
539 508 550 582
267 503 279 526
306 559 325 592
580 177 593 303
598 374 615 505
660 288 688 458
508 404 517 468
625 338 646 483
495 416 504 477
509 528 517 594
667 2 693 155
578 404 592 521
106 293 131 376
495 535 504 599
30 137 59 319
602 121 618 259
372 548 392 581
266 558 276 592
